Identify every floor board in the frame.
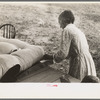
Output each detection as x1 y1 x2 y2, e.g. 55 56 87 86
18 67 62 82
17 61 80 83
17 62 63 82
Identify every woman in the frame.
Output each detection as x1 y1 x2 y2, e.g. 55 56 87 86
53 10 96 80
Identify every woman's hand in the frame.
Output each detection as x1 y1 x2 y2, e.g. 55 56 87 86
42 54 53 60
53 50 66 63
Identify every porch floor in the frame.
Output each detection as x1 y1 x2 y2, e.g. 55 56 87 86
17 62 62 83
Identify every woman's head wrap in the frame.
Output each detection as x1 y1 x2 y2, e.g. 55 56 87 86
59 10 75 24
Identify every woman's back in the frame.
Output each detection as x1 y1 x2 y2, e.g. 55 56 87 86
65 24 89 55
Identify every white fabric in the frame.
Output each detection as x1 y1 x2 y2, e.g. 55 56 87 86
0 54 20 78
12 45 44 71
0 37 29 49
0 37 45 79
0 42 18 54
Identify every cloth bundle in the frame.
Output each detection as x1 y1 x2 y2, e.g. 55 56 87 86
0 37 45 79
0 42 18 54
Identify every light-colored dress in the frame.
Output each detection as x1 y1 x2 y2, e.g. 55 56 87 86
54 24 96 80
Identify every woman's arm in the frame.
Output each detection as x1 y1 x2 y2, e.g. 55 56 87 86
53 29 72 63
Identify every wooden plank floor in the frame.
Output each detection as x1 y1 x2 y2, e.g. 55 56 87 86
67 75 81 83
17 62 63 83
16 61 81 83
